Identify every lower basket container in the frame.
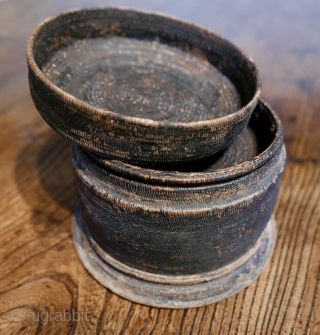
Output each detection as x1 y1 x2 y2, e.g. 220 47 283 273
72 100 286 308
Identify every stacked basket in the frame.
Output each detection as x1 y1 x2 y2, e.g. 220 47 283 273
27 8 286 308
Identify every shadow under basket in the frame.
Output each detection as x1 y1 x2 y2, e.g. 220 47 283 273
72 100 286 308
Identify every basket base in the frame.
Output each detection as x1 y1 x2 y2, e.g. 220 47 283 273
73 208 275 309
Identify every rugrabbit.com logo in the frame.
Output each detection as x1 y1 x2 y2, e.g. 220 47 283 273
10 308 90 324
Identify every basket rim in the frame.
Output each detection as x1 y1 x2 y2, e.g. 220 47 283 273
85 99 284 185
26 6 261 130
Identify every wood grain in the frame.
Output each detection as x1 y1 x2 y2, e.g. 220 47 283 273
0 0 319 334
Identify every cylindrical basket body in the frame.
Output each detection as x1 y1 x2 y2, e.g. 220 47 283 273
71 100 286 308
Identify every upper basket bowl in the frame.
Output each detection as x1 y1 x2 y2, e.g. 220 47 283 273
27 7 261 164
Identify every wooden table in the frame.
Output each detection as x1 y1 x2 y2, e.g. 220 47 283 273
0 0 319 334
